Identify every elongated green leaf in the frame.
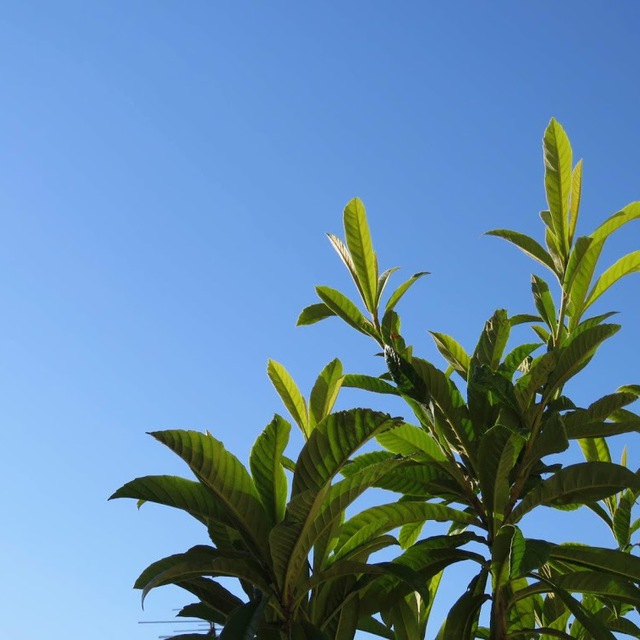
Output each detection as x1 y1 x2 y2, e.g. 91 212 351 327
136 546 271 605
478 425 525 520
590 202 640 245
336 501 478 560
531 275 557 333
429 331 470 379
342 373 399 396
316 285 377 338
613 489 636 549
385 272 429 313
110 475 223 524
472 309 511 369
176 577 243 619
546 324 620 392
550 543 640 582
220 596 269 640
342 198 379 313
297 302 337 326
543 118 573 256
485 229 557 274
565 237 604 329
511 462 640 523
249 415 290 526
376 422 446 461
150 431 270 557
436 570 489 640
357 615 394 639
326 232 366 301
584 250 640 311
398 521 424 549
499 343 542 379
267 360 309 438
309 359 344 428
375 266 400 310
578 436 611 464
568 159 583 245
387 597 421 640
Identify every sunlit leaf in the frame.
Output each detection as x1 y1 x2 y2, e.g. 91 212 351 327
297 302 337 326
267 360 309 438
309 359 344 428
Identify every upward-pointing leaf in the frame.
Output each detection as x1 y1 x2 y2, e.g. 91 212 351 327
343 198 378 313
316 286 378 338
569 159 583 245
309 359 344 428
429 332 470 379
543 118 573 257
150 430 271 558
590 201 640 245
584 250 640 312
267 360 309 438
531 275 557 333
249 415 290 526
385 272 429 313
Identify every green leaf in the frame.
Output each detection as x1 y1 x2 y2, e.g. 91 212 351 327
149 431 271 557
315 285 377 338
297 302 336 326
429 331 470 379
472 309 511 370
342 198 379 313
267 360 309 438
510 462 640 523
485 229 557 275
136 546 271 605
590 201 640 245
499 343 542 380
613 489 636 549
220 596 269 640
564 236 602 328
578 436 611 464
385 272 429 313
569 159 583 245
376 422 447 461
584 250 640 312
249 415 290 526
309 358 344 428
546 324 620 392
550 543 640 582
478 425 525 520
398 521 424 549
543 118 573 257
436 570 489 640
375 266 400 310
531 275 557 333
342 373 399 396
110 475 224 524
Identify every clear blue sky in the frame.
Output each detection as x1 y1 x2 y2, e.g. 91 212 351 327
2 3 639 639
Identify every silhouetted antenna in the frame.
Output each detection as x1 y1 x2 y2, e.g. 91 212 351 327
139 610 218 638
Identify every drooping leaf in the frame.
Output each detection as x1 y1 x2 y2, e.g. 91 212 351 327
267 360 309 437
309 358 344 428
510 462 640 523
149 431 271 557
343 197 379 313
342 373 399 396
550 543 640 582
249 415 291 525
485 229 557 275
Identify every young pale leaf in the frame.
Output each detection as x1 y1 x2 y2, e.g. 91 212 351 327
315 285 378 338
375 266 400 310
149 431 271 558
429 331 470 379
326 232 367 305
584 250 640 312
249 415 291 526
309 358 344 428
385 272 429 313
590 201 640 245
569 159 583 245
343 198 379 313
543 118 573 257
267 360 309 438
297 302 336 326
485 228 557 275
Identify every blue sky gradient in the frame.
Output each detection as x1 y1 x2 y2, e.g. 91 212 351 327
2 3 640 638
